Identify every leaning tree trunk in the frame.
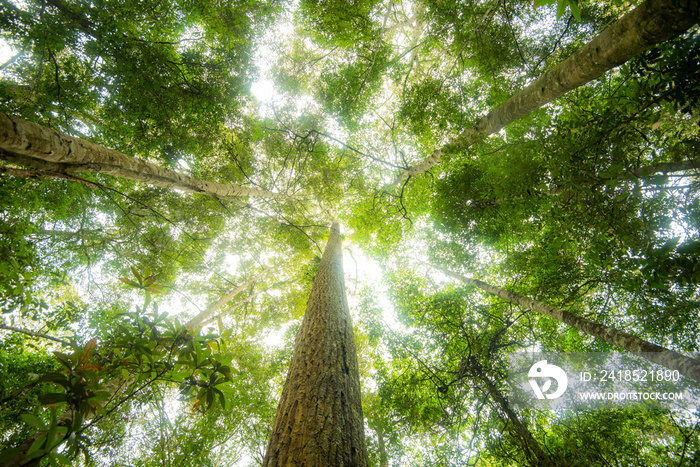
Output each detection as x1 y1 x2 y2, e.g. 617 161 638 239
0 112 285 199
185 269 269 330
467 358 555 467
376 423 389 467
389 0 700 188
437 267 700 384
263 222 368 467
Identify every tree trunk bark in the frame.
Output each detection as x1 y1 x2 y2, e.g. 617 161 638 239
389 0 700 187
263 222 368 467
438 268 700 384
628 158 700 179
0 112 286 199
376 425 389 467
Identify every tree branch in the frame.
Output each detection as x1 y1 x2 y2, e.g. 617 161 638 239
0 323 71 345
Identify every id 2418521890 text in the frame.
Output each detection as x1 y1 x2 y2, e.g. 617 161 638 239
580 369 681 383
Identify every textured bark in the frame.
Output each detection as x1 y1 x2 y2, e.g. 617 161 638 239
0 112 286 199
439 268 700 383
469 359 554 467
263 222 368 467
389 0 700 187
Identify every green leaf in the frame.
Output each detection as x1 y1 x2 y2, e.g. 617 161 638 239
213 387 226 410
72 410 85 432
20 413 45 429
660 237 681 254
39 393 68 405
46 412 60 450
130 266 142 283
48 452 72 465
26 434 48 460
568 1 581 20
219 365 233 377
556 0 566 19
206 388 214 409
89 390 111 402
52 352 73 371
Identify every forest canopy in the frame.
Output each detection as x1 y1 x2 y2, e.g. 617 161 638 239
1 0 699 465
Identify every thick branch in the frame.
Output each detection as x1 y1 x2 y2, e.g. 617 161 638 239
435 266 700 384
0 113 287 199
0 323 71 346
186 269 269 329
199 283 284 327
469 359 554 466
0 164 102 189
389 0 700 188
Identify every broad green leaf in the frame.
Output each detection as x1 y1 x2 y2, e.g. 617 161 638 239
569 1 581 20
25 434 48 460
556 0 567 19
48 452 72 465
20 413 45 429
39 393 68 405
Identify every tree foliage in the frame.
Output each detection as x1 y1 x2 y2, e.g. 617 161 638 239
1 0 699 465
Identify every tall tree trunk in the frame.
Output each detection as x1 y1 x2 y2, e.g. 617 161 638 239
389 0 700 188
467 358 555 467
437 267 700 383
263 222 368 467
0 112 286 199
376 424 389 467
